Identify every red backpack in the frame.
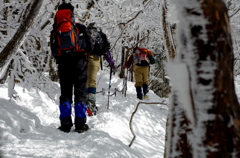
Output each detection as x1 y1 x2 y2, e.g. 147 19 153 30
50 9 84 57
133 48 150 66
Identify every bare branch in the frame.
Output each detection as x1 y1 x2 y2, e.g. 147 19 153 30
230 7 240 18
0 0 44 83
129 101 168 147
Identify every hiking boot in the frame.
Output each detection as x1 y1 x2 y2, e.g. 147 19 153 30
87 105 98 116
86 108 93 116
136 86 143 100
143 84 149 95
90 104 98 115
144 94 149 99
86 92 98 116
87 101 98 116
58 126 71 133
73 124 89 133
137 96 143 100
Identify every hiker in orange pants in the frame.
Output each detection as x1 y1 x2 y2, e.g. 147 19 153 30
124 47 155 100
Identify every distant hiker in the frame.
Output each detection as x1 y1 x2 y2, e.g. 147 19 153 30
86 22 115 115
50 2 93 133
123 47 155 100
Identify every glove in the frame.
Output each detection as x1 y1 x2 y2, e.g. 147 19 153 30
111 65 117 73
109 63 114 68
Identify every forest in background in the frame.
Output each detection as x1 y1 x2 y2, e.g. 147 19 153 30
0 0 239 99
1 0 240 157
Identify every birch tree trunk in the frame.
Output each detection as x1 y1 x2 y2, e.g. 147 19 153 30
166 0 240 157
0 0 44 82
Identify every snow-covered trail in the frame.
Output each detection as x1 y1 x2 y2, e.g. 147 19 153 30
0 71 168 158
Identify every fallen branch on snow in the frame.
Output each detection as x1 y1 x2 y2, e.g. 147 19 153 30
129 101 168 147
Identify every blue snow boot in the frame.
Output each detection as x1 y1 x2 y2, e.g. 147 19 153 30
58 102 73 133
136 86 143 100
74 102 88 132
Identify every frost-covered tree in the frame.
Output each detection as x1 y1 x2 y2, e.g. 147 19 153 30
226 0 240 75
0 0 44 82
165 0 240 157
0 0 167 98
1 0 239 101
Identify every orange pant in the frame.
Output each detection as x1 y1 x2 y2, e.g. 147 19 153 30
133 65 149 87
86 54 100 88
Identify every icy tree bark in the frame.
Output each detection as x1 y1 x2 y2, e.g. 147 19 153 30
165 91 193 158
166 0 240 157
199 1 240 157
0 0 44 82
162 1 176 59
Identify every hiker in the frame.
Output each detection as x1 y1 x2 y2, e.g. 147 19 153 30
123 47 155 100
50 2 93 133
86 22 115 115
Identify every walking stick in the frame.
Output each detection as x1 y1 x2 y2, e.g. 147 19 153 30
107 66 113 109
100 55 103 70
124 69 128 97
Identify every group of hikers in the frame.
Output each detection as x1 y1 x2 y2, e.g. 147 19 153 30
50 2 155 133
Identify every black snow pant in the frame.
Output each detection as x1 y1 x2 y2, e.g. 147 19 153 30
57 53 88 104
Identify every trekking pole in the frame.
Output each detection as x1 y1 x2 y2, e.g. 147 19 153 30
120 68 125 95
124 69 128 97
100 55 103 70
107 66 113 109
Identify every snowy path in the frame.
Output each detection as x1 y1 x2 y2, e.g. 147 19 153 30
0 72 168 158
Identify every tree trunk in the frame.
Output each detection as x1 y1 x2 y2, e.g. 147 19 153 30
2 0 9 35
0 0 44 83
49 57 59 82
199 0 240 157
165 91 193 158
162 1 176 60
166 0 240 157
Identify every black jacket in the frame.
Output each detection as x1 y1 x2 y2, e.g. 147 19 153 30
76 23 93 54
90 30 110 56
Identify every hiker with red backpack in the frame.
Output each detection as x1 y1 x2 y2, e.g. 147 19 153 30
123 47 155 100
50 2 93 133
85 22 115 115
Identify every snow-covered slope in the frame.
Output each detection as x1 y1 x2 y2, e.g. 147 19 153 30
0 70 168 158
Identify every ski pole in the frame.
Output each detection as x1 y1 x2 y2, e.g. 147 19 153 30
100 55 103 70
124 68 128 97
107 66 113 109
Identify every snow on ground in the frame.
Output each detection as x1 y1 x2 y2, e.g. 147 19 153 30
0 70 168 158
